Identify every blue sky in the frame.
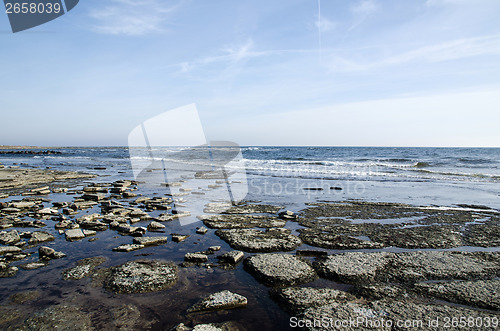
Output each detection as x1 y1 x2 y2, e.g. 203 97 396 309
1 0 499 147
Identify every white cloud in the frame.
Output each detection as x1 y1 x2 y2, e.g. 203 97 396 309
349 0 378 30
88 0 180 35
326 35 500 73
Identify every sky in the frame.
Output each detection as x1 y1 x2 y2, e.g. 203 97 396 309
1 0 500 147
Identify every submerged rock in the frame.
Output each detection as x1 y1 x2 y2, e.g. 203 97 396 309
0 261 18 277
19 305 92 331
103 259 177 294
62 256 106 280
187 290 247 313
216 228 302 253
9 290 40 304
244 254 317 286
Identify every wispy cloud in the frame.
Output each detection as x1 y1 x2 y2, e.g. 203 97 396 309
88 0 181 36
327 35 500 73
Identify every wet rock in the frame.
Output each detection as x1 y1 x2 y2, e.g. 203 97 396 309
19 305 92 331
103 259 177 294
199 214 286 229
221 203 284 214
172 234 189 242
415 279 500 310
244 254 317 286
0 229 21 245
208 246 221 252
185 253 208 262
39 246 65 260
371 225 462 249
82 229 96 237
314 251 500 284
278 210 297 219
464 223 500 247
218 251 244 264
112 244 145 252
216 228 302 252
62 256 106 280
156 212 191 222
147 221 165 231
272 287 355 314
132 236 168 246
65 229 86 241
0 245 22 256
10 290 40 304
0 261 18 277
28 231 54 244
196 226 208 234
298 229 385 249
187 290 247 313
9 201 36 209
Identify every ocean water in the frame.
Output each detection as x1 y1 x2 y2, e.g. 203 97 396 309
2 146 499 208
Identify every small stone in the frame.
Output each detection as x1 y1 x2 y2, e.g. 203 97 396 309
196 227 208 235
218 251 244 264
112 244 145 252
208 246 221 252
172 234 189 242
0 246 22 256
147 221 165 231
65 229 86 241
0 229 21 245
20 261 47 270
133 236 168 246
185 253 208 262
38 246 55 259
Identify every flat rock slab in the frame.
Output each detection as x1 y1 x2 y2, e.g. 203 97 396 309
104 259 177 294
298 228 385 249
0 168 96 190
0 246 22 256
299 300 499 331
133 236 168 246
28 231 54 244
370 225 462 249
65 229 85 241
218 251 244 264
204 202 284 214
272 287 355 315
244 254 317 286
185 253 208 262
199 214 286 229
415 279 500 310
187 290 247 313
216 228 302 252
112 244 145 252
62 256 106 280
464 223 500 247
314 251 500 284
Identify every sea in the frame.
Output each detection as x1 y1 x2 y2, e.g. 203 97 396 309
2 146 499 209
